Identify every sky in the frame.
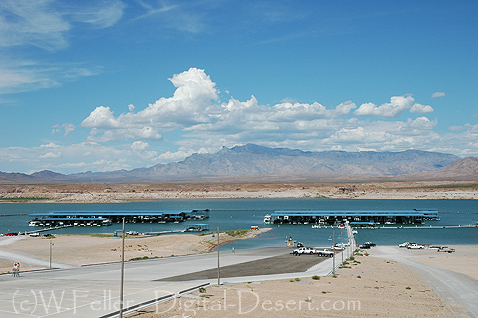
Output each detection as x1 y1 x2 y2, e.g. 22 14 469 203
0 0 477 174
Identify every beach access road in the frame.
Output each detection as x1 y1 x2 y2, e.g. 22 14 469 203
371 246 478 318
0 246 342 318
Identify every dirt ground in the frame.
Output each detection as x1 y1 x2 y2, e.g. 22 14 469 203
0 180 477 202
127 250 468 318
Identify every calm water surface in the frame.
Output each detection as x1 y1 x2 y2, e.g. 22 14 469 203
0 199 476 250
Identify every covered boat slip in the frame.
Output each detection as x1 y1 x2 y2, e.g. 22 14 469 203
29 217 111 227
266 209 439 225
29 209 209 226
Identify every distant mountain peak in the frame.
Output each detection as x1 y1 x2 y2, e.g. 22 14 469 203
0 144 467 182
441 156 478 174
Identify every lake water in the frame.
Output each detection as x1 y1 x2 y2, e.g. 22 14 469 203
0 199 476 250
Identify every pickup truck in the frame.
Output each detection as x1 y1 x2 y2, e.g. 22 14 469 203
291 247 316 255
291 247 335 257
407 243 424 249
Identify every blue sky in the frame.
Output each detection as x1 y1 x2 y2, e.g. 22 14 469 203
0 0 477 174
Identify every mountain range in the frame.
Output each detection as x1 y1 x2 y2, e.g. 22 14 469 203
1 144 477 183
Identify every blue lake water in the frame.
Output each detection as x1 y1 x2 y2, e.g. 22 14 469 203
0 199 477 250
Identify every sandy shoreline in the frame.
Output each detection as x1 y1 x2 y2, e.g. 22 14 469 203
0 228 271 273
1 181 477 202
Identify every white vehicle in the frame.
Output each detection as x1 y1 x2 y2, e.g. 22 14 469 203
399 242 413 248
437 247 455 253
316 249 335 257
292 247 316 255
407 243 424 249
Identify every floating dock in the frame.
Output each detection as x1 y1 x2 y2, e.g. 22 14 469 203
264 209 439 225
29 209 210 227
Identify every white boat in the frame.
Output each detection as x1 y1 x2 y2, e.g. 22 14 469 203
263 214 271 224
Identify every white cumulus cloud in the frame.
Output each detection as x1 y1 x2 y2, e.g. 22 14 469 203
354 95 415 118
44 68 455 171
131 141 148 151
82 68 218 142
410 103 434 114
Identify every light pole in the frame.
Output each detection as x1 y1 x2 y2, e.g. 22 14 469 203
119 217 125 318
217 227 220 285
332 231 335 275
49 240 53 269
341 230 343 263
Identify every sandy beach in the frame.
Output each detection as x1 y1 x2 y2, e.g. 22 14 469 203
0 228 270 273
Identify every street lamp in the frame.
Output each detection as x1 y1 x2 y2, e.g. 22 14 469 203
332 231 335 275
119 217 125 318
49 241 54 269
217 227 220 285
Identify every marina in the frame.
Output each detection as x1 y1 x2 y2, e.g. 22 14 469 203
264 208 440 226
0 199 476 247
28 209 210 227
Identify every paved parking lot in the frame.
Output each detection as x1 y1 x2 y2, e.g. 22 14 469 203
0 247 340 317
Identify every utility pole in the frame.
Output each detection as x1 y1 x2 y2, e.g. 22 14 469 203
217 227 220 285
332 231 336 275
49 240 53 269
119 217 125 318
341 230 343 263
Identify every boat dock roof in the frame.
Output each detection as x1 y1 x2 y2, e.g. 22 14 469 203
271 209 438 217
31 217 109 221
29 209 209 217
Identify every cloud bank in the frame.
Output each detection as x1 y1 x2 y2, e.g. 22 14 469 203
77 68 449 165
1 68 477 173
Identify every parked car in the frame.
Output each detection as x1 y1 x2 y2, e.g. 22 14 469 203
437 247 455 253
360 242 376 249
316 249 335 257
